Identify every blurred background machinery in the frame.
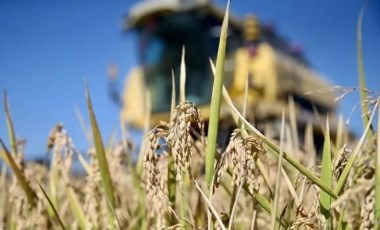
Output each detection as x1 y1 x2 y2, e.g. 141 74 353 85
114 0 340 151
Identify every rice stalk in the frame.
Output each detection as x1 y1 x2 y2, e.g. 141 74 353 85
281 167 300 206
288 96 299 150
227 180 243 230
193 181 226 230
304 123 316 167
205 0 230 187
179 47 188 225
168 73 177 224
47 123 79 225
48 153 59 217
83 150 102 228
119 110 142 203
194 188 207 228
66 186 88 230
250 208 257 230
76 151 92 176
137 90 151 175
335 115 345 152
270 111 285 230
336 212 348 230
242 72 249 118
47 123 63 212
181 192 197 229
254 187 289 228
9 208 16 230
74 107 92 146
0 166 7 230
118 125 146 230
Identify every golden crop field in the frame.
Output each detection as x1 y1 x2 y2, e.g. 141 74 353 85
0 2 379 230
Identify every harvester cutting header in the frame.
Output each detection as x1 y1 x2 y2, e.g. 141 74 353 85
119 0 337 149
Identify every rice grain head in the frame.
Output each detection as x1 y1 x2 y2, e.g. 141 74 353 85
143 124 170 228
167 101 205 183
360 184 375 230
213 129 265 194
333 146 350 181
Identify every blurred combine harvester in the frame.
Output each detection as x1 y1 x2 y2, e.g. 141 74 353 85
119 0 338 150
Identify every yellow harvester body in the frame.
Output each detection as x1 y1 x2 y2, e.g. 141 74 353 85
121 0 337 140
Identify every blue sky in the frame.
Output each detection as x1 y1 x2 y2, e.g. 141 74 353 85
0 0 379 157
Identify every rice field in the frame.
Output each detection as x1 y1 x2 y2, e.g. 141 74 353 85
0 2 379 230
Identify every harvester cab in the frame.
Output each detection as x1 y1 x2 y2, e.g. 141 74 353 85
121 0 338 150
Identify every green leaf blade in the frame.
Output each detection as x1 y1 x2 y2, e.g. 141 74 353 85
0 139 37 206
85 84 116 209
320 120 332 220
3 91 17 156
66 186 88 230
356 6 372 137
205 0 230 187
36 179 66 230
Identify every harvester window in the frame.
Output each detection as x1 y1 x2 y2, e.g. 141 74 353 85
138 11 240 113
